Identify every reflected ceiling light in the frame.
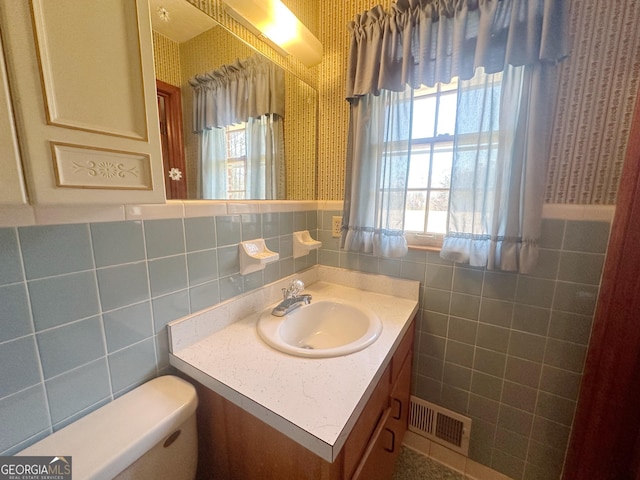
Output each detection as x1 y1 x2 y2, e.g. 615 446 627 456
221 0 323 67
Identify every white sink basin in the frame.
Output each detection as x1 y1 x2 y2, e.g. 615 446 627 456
257 299 383 358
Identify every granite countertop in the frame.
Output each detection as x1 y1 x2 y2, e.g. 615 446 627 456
168 266 419 462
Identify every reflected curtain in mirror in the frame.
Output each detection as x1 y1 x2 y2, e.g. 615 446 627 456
189 54 285 199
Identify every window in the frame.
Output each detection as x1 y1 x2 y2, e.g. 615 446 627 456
224 123 248 199
404 74 502 248
404 81 457 247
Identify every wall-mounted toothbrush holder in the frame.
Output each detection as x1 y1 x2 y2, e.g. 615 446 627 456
239 239 279 275
293 230 322 258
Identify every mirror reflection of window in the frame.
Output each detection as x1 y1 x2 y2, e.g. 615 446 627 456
225 123 247 199
190 55 285 200
150 2 318 201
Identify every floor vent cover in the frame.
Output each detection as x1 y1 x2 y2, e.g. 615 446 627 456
408 396 471 456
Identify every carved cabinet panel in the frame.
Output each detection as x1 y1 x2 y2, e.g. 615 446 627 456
0 0 165 205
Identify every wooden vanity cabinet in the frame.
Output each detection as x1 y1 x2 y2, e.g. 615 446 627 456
192 319 415 480
352 348 412 480
351 321 414 480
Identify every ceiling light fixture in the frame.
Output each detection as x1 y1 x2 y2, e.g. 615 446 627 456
221 0 323 67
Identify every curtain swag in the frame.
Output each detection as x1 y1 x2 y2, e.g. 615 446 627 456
189 54 285 131
346 0 568 99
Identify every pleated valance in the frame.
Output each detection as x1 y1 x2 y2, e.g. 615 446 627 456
190 54 285 132
346 0 568 99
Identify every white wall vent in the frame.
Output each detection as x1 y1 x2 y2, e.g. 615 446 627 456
408 396 471 456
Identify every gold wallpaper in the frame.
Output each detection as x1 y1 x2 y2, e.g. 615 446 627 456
316 0 640 202
186 0 319 89
153 25 317 199
284 79 317 200
181 0 640 204
317 0 388 201
152 32 181 86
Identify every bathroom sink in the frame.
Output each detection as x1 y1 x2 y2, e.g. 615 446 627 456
257 299 383 358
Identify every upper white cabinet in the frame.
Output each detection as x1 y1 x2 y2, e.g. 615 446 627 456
0 34 28 206
0 0 165 205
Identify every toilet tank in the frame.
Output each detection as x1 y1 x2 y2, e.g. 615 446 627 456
19 375 198 480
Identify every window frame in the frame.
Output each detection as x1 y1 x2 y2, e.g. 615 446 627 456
403 82 458 249
402 74 503 250
224 123 248 200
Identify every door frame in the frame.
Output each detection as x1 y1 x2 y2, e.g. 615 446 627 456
563 91 640 479
156 79 187 199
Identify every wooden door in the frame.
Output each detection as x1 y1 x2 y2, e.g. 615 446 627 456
156 80 187 199
563 89 640 479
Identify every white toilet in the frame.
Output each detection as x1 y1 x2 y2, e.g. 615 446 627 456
19 375 198 480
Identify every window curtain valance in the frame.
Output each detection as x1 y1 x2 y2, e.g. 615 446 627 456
189 54 285 131
346 0 568 99
342 0 568 270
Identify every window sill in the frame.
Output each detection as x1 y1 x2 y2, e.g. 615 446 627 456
407 244 441 253
405 232 443 253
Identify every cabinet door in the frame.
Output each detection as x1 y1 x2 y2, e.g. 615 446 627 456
351 408 397 480
0 33 27 205
351 333 414 480
342 366 391 479
388 352 412 442
0 0 165 205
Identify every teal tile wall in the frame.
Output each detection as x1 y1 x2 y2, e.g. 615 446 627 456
0 207 608 478
0 210 318 455
317 210 609 480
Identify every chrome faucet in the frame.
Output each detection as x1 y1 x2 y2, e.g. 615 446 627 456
271 279 312 316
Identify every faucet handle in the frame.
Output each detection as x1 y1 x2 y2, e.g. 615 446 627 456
291 279 304 293
284 279 304 299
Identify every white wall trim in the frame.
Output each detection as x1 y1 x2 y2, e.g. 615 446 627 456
542 203 615 221
0 201 615 228
0 200 322 227
319 201 616 222
318 200 344 211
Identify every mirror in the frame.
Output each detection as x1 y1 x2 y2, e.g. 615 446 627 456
149 0 318 200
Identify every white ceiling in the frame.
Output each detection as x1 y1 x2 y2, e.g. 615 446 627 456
148 0 217 43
